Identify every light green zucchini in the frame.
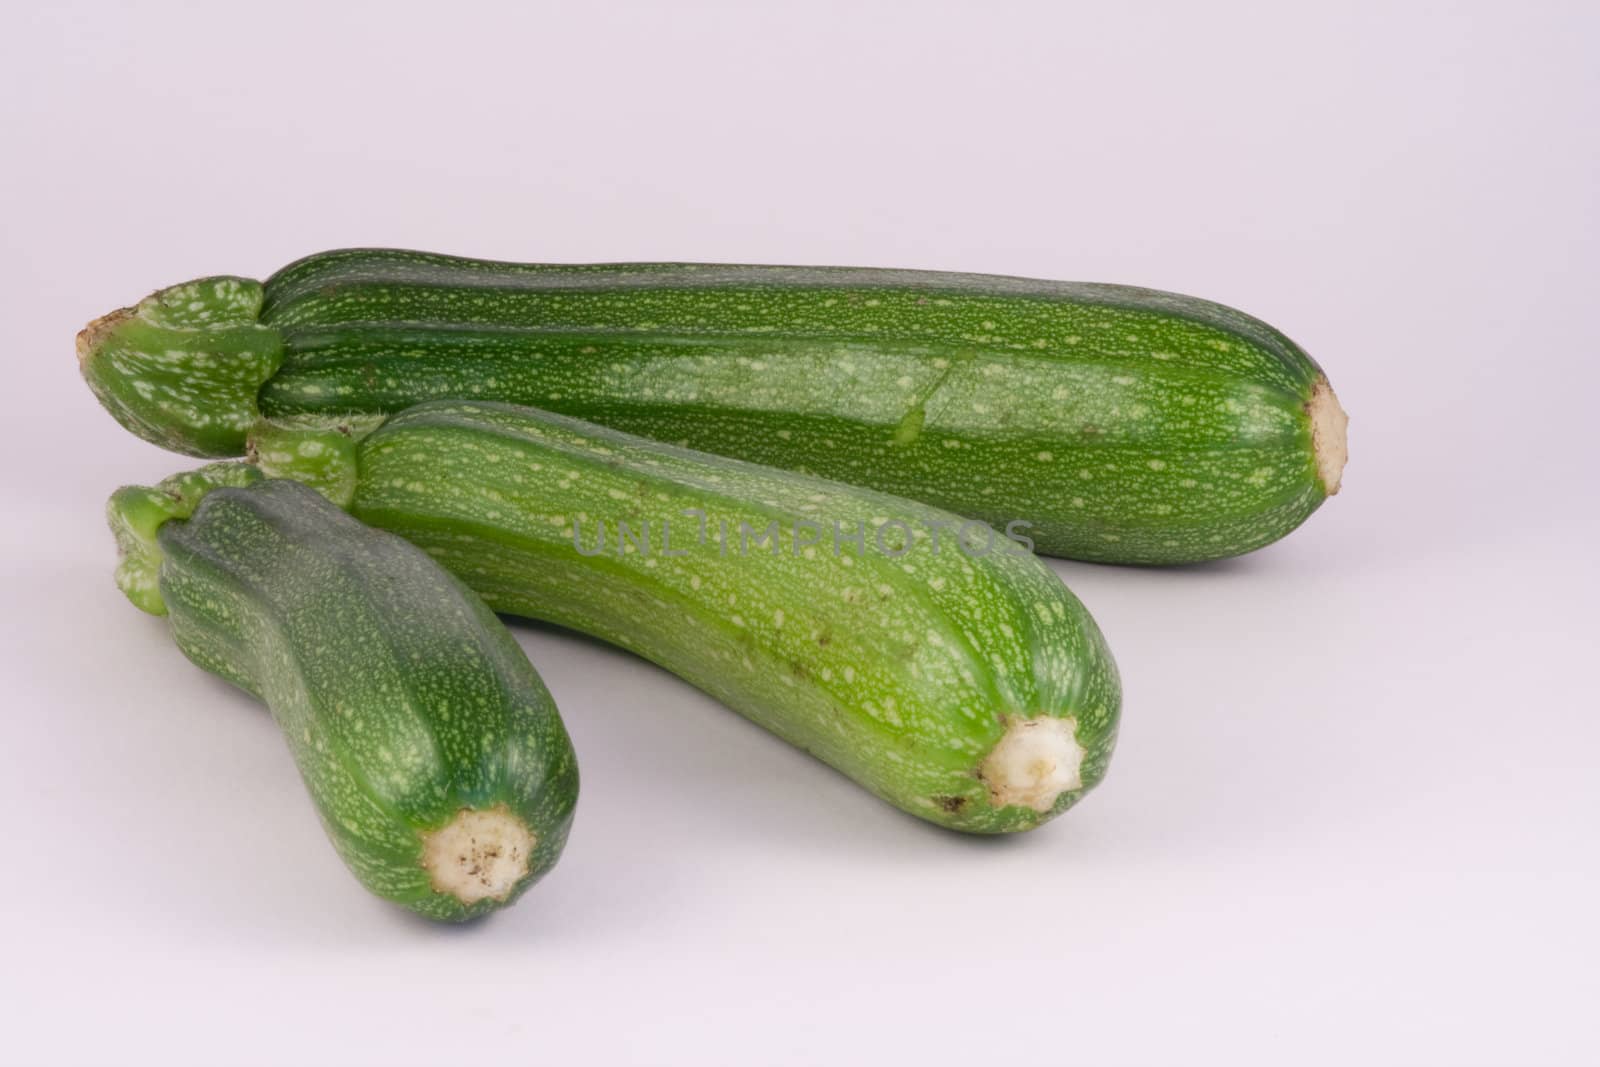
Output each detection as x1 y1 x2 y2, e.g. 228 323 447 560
110 467 578 920
251 400 1120 833
78 249 1347 564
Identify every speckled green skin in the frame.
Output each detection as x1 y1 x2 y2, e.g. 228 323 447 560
108 473 578 920
254 401 1120 834
79 249 1335 563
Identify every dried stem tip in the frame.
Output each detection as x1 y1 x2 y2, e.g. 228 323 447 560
1308 376 1349 496
979 716 1085 813
421 807 536 905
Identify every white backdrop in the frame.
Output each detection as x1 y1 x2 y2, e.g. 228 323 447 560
3 2 1597 1064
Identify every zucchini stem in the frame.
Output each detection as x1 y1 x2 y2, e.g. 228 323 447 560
248 414 386 507
1309 376 1349 496
421 807 537 906
107 462 264 615
979 716 1086 813
77 277 282 457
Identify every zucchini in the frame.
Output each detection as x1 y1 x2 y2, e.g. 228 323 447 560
78 250 1347 564
250 400 1120 833
110 466 579 920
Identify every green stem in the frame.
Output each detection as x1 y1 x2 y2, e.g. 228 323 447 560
108 462 263 614
249 414 385 507
78 277 281 457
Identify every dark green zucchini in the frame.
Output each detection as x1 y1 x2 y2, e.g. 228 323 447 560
250 400 1121 834
79 250 1347 564
109 466 578 920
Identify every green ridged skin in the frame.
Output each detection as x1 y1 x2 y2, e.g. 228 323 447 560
109 472 578 921
253 400 1121 834
79 249 1347 564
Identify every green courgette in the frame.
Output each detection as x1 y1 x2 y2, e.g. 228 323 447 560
110 467 579 920
79 249 1347 564
250 400 1120 833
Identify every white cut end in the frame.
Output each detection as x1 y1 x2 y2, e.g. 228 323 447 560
1308 376 1349 496
979 716 1085 813
421 807 536 905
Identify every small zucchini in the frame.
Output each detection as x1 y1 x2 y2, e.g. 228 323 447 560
251 400 1121 833
79 250 1347 564
110 466 578 920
